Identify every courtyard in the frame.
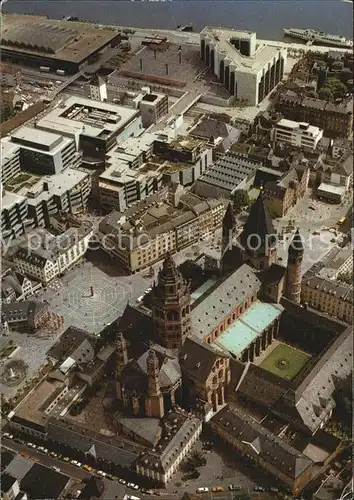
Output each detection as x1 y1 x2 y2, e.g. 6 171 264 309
259 342 311 381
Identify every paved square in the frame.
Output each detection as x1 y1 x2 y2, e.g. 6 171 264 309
259 342 311 380
37 261 151 335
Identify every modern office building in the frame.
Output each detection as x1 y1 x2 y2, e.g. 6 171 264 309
138 92 169 128
1 188 33 243
9 127 81 175
1 141 21 183
200 27 287 105
35 96 142 162
16 169 91 227
274 119 323 149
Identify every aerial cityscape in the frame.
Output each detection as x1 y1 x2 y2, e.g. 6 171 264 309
0 3 352 500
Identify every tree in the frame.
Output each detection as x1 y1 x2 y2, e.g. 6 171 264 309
191 451 206 467
232 190 250 214
318 87 333 101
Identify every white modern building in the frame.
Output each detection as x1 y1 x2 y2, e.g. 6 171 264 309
17 169 92 227
89 75 107 102
200 27 287 105
1 141 21 184
274 119 324 149
14 226 93 284
35 95 142 161
137 92 169 128
8 126 81 175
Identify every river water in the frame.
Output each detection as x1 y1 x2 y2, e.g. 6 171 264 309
4 0 353 41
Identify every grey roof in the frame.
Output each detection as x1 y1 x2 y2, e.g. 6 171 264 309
47 326 94 361
2 301 47 323
137 410 202 474
190 117 242 151
114 413 161 447
190 264 261 340
70 339 95 365
211 405 313 480
195 152 260 194
47 418 138 468
180 337 228 383
2 22 77 52
302 275 353 304
137 346 181 389
240 190 276 251
294 326 353 432
5 455 33 481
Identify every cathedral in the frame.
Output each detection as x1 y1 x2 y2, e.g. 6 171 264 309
114 189 305 423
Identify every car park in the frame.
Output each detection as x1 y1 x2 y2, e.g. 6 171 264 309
196 487 209 493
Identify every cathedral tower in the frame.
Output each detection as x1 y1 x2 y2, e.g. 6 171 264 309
239 190 277 270
285 229 304 303
145 349 164 419
115 332 128 400
221 202 235 257
151 253 191 352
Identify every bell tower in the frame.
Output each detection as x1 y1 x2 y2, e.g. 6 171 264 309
151 253 191 352
145 349 164 419
285 229 304 303
239 189 277 270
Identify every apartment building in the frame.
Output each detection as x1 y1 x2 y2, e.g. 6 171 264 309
274 119 323 149
0 62 22 87
1 141 21 184
276 91 353 138
9 127 81 175
14 226 93 284
2 270 41 304
301 276 352 324
98 189 224 273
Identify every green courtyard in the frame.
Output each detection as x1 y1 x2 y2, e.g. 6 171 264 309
259 342 311 381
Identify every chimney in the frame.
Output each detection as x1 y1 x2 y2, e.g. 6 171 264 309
140 58 143 71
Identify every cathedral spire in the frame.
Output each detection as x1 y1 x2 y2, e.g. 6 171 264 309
239 190 277 270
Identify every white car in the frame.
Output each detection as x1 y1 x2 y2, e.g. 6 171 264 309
51 466 61 472
97 470 106 477
196 487 209 493
75 462 82 468
127 483 139 490
38 446 44 452
71 460 78 466
119 478 127 485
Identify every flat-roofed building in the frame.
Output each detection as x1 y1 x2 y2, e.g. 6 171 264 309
1 14 121 73
200 27 287 105
1 189 32 243
8 126 81 175
138 92 169 127
35 96 142 162
98 188 224 273
16 168 91 227
0 62 22 87
317 182 346 203
274 119 323 149
1 141 21 183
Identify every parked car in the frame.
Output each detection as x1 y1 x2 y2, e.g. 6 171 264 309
127 482 139 490
119 478 127 485
63 457 70 462
196 487 209 493
229 484 241 491
51 466 60 472
254 486 266 492
212 486 224 492
97 470 106 477
82 465 93 472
